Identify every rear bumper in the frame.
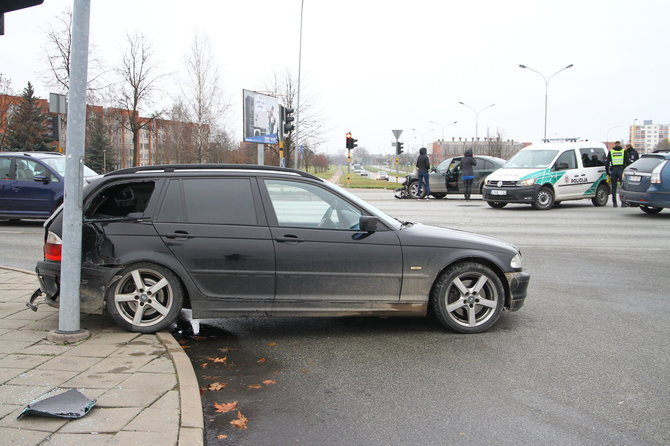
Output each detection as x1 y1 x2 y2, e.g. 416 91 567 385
482 185 539 203
505 271 530 311
35 260 119 314
619 189 670 209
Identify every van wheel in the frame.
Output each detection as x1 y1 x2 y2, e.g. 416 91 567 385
532 187 554 210
106 263 183 333
640 205 663 214
591 183 609 207
487 201 507 209
431 262 504 333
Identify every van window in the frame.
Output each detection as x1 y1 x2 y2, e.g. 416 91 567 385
553 150 577 171
579 148 606 167
86 182 155 220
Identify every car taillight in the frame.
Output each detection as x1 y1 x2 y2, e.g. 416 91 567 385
44 231 62 261
651 161 667 184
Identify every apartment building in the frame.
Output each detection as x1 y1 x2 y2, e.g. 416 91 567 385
629 120 669 153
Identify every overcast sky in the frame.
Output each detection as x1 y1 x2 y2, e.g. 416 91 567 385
2 0 669 155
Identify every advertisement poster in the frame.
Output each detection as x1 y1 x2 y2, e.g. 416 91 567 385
243 89 279 144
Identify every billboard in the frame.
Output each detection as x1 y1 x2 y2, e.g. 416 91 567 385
243 89 279 144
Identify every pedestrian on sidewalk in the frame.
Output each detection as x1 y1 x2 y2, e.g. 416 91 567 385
416 147 431 199
461 149 477 201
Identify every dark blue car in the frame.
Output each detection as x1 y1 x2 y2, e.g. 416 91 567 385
620 151 670 214
0 152 98 220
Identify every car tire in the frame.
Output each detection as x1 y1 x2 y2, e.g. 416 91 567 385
408 180 424 199
106 263 183 333
487 201 507 209
431 262 504 334
591 183 609 207
532 187 554 210
640 205 663 214
431 193 446 199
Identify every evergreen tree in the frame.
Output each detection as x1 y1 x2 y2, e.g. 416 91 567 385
5 82 51 151
86 111 113 173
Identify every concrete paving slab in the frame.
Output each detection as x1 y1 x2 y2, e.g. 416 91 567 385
41 432 114 446
58 407 143 434
85 356 153 375
0 367 25 384
1 406 70 432
0 340 34 354
0 384 54 405
36 355 100 372
0 426 51 445
60 343 120 358
0 329 48 343
61 372 130 389
8 369 80 387
137 355 175 374
110 430 177 446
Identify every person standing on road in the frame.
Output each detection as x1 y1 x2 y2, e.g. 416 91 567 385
625 144 639 166
416 147 431 199
606 141 627 207
461 149 477 201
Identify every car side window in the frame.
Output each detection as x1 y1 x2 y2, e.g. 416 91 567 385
580 148 606 167
264 179 362 230
553 150 577 171
15 159 48 181
182 178 257 225
0 158 11 179
85 181 156 220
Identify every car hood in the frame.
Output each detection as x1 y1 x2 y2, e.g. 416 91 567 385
486 168 544 181
397 222 518 255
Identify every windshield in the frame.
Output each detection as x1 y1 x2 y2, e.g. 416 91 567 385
323 181 402 229
504 150 558 169
42 157 98 177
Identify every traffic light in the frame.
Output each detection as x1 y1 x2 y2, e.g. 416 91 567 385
45 115 59 142
281 107 295 134
346 132 358 150
396 141 404 155
0 0 43 35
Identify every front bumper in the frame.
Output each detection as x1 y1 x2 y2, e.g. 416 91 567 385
482 185 539 203
34 260 120 315
504 271 530 311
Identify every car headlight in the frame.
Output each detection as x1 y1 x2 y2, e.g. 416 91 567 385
518 178 536 186
510 253 523 269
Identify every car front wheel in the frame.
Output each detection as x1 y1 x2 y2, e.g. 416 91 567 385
408 180 424 199
106 263 183 333
431 262 504 334
532 187 554 210
640 205 663 214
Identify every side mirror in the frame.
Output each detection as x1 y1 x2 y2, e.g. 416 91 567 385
33 175 50 184
359 215 378 232
554 162 569 171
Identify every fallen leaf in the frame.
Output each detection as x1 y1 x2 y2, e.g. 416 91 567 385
180 345 190 350
213 401 238 413
266 342 278 347
200 362 209 369
177 339 188 345
208 356 228 364
247 384 262 390
193 335 208 341
257 357 267 364
208 382 227 391
230 411 249 430
300 369 311 375
217 434 228 439
199 387 205 396
202 375 218 380
262 379 277 386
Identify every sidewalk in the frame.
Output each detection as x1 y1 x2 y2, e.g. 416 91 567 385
0 267 202 446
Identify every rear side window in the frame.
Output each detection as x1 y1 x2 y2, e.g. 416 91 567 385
0 157 11 179
86 182 155 220
579 148 607 167
156 178 257 225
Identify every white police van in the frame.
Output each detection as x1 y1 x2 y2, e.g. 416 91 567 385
482 139 609 210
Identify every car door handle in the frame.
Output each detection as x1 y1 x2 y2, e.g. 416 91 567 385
274 234 302 243
165 230 191 239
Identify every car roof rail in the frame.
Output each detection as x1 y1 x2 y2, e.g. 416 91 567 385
104 164 321 180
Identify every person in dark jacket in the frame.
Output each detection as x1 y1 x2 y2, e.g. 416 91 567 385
461 149 477 201
625 144 639 167
415 147 431 199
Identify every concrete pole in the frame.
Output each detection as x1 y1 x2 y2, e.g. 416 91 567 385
56 0 90 336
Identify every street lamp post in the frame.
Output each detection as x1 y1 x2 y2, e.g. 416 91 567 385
429 120 458 142
294 0 304 170
458 102 495 139
519 63 574 140
607 125 622 147
411 128 435 147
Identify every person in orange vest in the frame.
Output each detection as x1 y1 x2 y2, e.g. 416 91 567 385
606 141 628 207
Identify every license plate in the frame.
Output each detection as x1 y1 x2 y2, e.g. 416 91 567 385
491 189 507 196
629 175 641 182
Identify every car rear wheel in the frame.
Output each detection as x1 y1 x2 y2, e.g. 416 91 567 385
106 263 183 333
532 187 554 210
591 183 609 206
487 201 507 209
640 205 663 214
431 262 504 334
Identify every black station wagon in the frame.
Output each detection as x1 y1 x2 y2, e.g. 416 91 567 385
33 165 529 334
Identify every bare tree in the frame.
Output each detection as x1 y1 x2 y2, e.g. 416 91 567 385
42 7 106 101
117 32 165 166
0 73 14 150
181 31 229 163
265 70 324 168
